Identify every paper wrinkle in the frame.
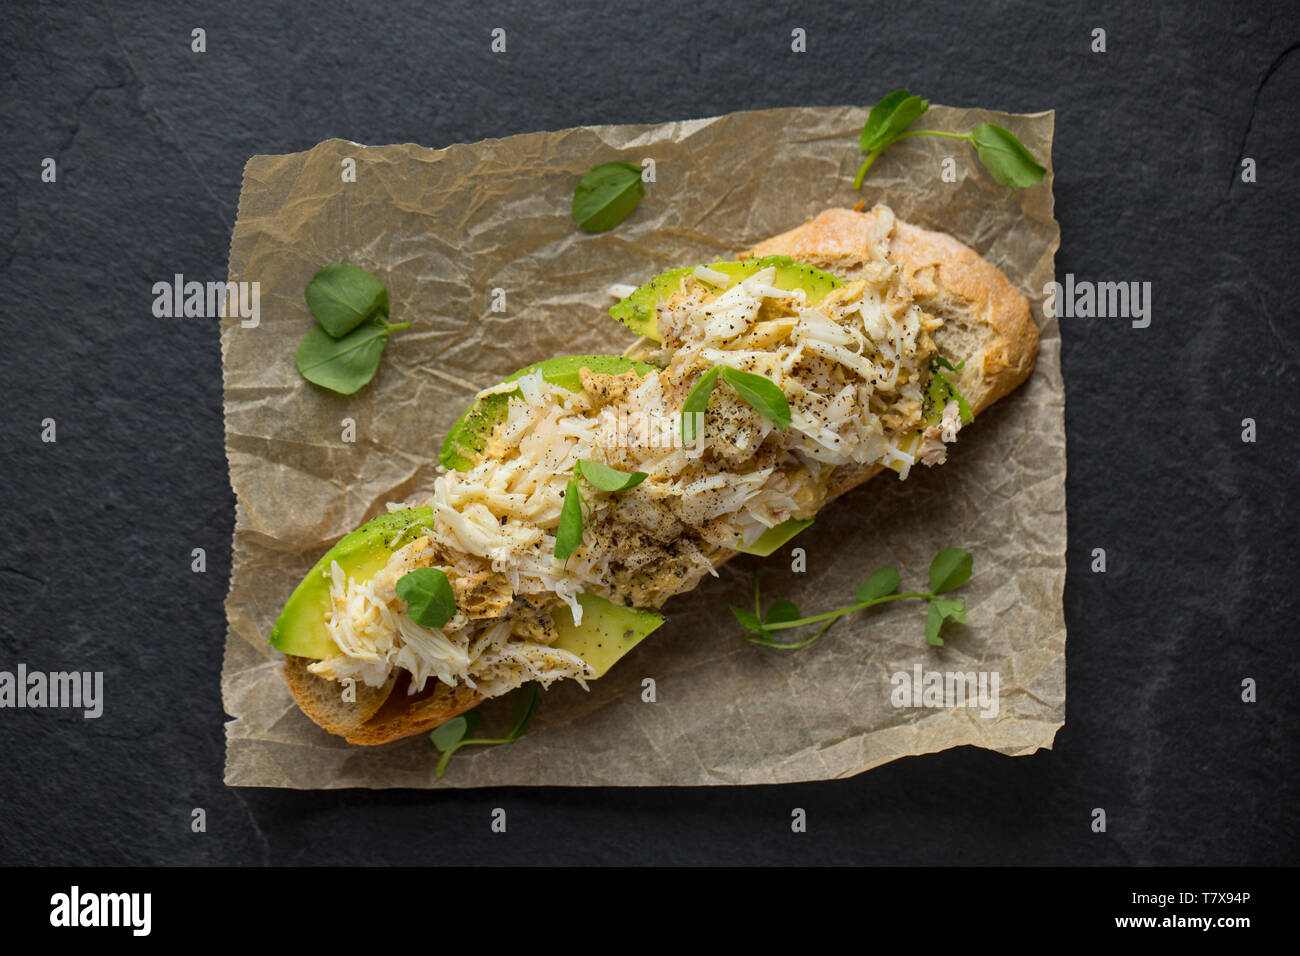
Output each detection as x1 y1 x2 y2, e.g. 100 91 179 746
220 104 1064 788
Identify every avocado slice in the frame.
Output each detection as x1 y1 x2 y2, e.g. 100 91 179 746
270 507 435 660
735 517 814 557
271 507 664 679
439 354 659 471
881 361 977 475
551 592 664 678
610 255 843 341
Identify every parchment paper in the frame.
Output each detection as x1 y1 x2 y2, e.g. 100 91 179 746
221 105 1062 788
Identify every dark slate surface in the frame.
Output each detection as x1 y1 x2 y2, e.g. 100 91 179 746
1 0 1296 866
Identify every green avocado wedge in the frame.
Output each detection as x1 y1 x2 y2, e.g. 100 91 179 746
609 255 843 341
735 517 814 557
271 504 663 679
439 354 658 471
551 592 664 678
270 507 435 660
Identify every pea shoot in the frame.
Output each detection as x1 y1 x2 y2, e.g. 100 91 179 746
854 90 1045 192
554 459 649 561
430 682 540 778
732 547 974 649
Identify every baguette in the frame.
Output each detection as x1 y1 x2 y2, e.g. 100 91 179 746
283 204 1037 745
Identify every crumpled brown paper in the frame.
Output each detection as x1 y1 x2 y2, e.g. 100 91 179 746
221 105 1062 789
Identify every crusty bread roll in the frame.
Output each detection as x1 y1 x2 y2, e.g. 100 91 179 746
282 204 1038 745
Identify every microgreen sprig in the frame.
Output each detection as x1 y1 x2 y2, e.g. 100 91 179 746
572 162 645 233
731 547 973 649
681 365 790 444
853 90 1045 193
430 681 540 778
554 459 649 560
296 263 407 395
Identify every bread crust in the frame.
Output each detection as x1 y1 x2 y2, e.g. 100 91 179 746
281 205 1038 746
891 218 1036 409
283 655 482 746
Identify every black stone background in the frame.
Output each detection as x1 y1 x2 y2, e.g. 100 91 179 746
0 0 1296 866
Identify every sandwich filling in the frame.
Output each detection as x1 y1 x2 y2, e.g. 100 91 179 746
308 256 963 698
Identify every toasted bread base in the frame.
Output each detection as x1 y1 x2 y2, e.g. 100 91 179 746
283 655 482 746
282 204 1038 746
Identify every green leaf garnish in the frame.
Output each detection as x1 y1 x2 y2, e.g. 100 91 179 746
576 459 648 492
855 566 900 603
853 90 1045 193
431 682 540 778
924 595 967 646
931 597 967 624
970 124 1047 189
859 89 930 153
429 710 480 752
295 319 409 396
572 162 645 233
734 548 974 650
505 681 540 739
680 365 790 442
925 602 945 646
553 462 651 560
928 548 973 593
764 599 802 626
304 263 389 338
554 475 584 560
720 367 790 430
681 367 720 444
395 567 458 629
296 264 407 395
